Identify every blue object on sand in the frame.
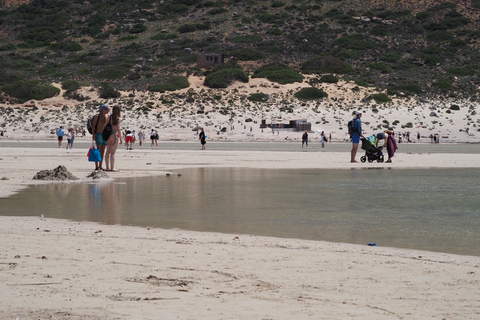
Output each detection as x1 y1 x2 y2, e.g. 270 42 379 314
368 242 377 246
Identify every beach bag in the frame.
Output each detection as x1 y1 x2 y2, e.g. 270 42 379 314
102 117 113 141
88 143 101 162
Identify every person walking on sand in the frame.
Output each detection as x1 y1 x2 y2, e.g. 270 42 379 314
384 131 398 163
199 127 206 150
56 126 65 148
154 130 159 146
91 104 110 171
350 111 363 162
105 105 122 172
150 129 156 146
302 130 308 148
69 128 75 149
66 128 72 149
138 130 144 147
320 131 327 148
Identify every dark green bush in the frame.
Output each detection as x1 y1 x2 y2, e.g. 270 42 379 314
11 59 36 70
50 41 83 52
334 34 376 50
423 46 442 54
294 87 328 100
271 1 284 8
207 7 228 15
130 23 147 34
2 81 60 103
95 67 129 80
300 56 353 74
252 63 304 84
0 73 22 87
473 0 480 9
150 33 178 41
372 93 392 103
426 30 454 42
320 74 339 83
355 79 370 87
204 65 248 88
256 13 284 23
433 80 452 90
449 39 467 47
370 63 391 72
0 43 16 51
268 28 283 36
61 80 81 92
387 84 423 96
228 35 263 43
424 54 441 66
230 48 265 61
335 50 356 60
99 84 121 99
323 9 352 24
447 68 476 76
381 52 401 63
415 11 430 21
148 75 190 92
370 27 388 37
247 93 268 102
178 21 211 33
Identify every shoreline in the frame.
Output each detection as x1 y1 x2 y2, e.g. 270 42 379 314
1 216 479 319
1 142 480 197
1 143 479 318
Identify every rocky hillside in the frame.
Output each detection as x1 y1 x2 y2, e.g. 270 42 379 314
0 0 479 103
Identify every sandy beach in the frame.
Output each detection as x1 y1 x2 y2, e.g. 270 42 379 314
0 144 479 319
1 77 480 319
0 215 478 320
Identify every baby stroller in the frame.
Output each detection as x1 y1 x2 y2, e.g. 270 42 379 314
360 137 384 163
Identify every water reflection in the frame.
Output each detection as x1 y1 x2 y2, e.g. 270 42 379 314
87 182 122 224
1 168 479 257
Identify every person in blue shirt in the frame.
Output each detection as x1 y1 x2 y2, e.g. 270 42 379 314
350 111 363 162
56 126 65 148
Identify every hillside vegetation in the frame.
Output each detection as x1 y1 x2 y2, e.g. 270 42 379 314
0 0 479 103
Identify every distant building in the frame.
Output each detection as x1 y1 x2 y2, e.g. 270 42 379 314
197 53 224 68
262 119 311 131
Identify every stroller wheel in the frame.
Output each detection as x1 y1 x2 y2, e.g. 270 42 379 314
378 156 384 163
368 158 374 163
360 156 366 163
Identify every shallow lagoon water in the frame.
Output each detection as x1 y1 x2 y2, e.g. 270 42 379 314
1 168 479 257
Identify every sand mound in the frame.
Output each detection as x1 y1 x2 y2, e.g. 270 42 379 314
86 170 109 179
33 165 79 181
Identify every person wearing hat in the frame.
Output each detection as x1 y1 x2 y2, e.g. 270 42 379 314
91 104 110 170
350 111 363 162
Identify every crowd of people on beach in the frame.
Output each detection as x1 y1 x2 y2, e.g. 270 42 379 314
60 104 209 172
54 105 451 170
